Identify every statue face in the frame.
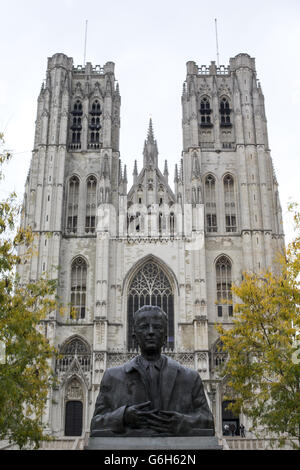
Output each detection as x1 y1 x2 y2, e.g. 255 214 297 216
133 310 167 354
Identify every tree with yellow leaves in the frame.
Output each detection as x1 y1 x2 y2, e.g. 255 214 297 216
0 134 58 449
217 204 300 448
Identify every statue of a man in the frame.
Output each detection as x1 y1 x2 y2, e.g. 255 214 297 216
90 305 214 436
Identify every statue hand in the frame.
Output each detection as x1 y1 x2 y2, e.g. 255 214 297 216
148 410 184 434
124 401 155 428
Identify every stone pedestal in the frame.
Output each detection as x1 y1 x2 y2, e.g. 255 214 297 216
86 436 222 450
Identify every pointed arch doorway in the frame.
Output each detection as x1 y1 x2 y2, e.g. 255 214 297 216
64 377 84 437
65 400 83 436
127 260 174 350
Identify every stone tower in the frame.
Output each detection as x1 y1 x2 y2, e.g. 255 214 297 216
19 52 284 438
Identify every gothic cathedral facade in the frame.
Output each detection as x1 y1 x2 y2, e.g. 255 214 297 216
18 52 284 437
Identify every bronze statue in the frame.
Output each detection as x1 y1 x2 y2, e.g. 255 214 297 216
90 306 214 436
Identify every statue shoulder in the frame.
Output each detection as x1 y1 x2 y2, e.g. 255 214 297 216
103 356 139 379
102 363 127 381
164 355 201 380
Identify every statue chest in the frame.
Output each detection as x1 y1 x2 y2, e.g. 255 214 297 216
125 374 152 403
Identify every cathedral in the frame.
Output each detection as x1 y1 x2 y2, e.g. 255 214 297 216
18 52 284 438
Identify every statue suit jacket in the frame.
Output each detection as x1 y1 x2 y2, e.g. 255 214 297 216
90 355 214 436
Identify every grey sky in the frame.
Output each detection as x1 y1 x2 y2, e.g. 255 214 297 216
0 0 299 243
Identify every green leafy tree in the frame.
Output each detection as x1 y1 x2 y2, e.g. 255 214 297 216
217 204 300 448
0 133 58 449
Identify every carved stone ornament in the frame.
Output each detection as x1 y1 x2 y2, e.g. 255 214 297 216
66 377 83 400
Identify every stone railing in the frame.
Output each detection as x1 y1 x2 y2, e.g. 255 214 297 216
92 65 104 74
224 437 294 450
40 438 78 450
107 350 195 369
0 437 81 451
73 65 104 75
0 440 19 450
56 354 92 373
200 142 215 149
3 435 295 450
73 65 85 73
68 143 81 150
198 65 230 75
217 66 230 75
198 65 210 74
222 142 235 149
56 350 197 373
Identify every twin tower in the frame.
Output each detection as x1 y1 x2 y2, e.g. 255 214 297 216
19 52 284 437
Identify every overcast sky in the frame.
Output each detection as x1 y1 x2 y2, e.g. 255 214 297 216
0 0 299 243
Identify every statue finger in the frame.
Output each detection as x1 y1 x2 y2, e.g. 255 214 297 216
145 413 170 423
158 410 174 416
138 408 158 414
148 424 172 433
138 410 161 417
158 411 180 419
134 401 152 409
146 417 172 428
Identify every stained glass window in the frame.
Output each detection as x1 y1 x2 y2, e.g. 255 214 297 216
127 262 174 350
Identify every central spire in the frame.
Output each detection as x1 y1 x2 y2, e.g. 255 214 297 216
143 118 158 168
147 118 155 143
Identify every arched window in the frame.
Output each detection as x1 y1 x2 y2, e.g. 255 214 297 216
197 187 202 204
61 337 90 355
74 101 82 113
170 212 175 235
205 175 217 232
223 174 237 232
192 187 197 205
127 212 143 235
57 337 91 372
127 261 174 350
85 176 97 233
220 97 231 126
127 214 134 234
159 212 163 234
70 257 87 319
91 100 101 114
135 212 144 233
211 339 227 370
70 100 83 149
67 176 79 234
88 100 101 149
199 97 212 127
216 256 233 317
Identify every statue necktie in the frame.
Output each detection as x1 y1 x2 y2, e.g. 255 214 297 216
148 363 160 409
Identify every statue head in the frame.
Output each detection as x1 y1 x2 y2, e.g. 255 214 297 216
132 305 168 355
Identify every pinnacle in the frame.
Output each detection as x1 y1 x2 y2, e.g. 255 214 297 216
164 160 169 176
143 118 158 168
174 164 179 182
103 156 110 178
147 118 155 143
119 160 122 183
